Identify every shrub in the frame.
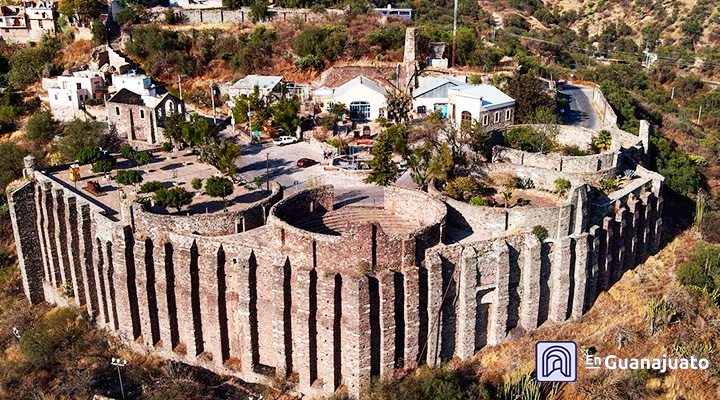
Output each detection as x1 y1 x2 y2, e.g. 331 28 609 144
19 308 90 369
91 158 114 174
116 170 143 186
139 180 164 194
205 176 233 200
676 263 715 290
600 178 619 193
444 177 479 200
155 187 193 212
161 142 173 152
26 109 60 142
191 178 203 191
513 177 534 189
516 197 531 206
592 129 613 151
533 225 549 242
554 178 571 197
560 145 589 156
76 145 103 165
469 196 486 206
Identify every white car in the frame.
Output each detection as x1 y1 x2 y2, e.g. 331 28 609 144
273 136 298 146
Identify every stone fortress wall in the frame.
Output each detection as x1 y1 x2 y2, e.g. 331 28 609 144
8 120 663 399
173 6 343 25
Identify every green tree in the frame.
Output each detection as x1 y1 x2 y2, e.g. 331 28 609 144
163 113 186 144
272 98 301 134
91 158 115 174
57 0 102 20
191 178 203 191
53 119 116 162
139 180 164 194
294 25 348 63
0 141 28 195
8 38 60 89
182 115 218 147
135 151 153 170
155 187 193 212
233 86 270 131
75 146 103 165
205 176 234 208
116 170 143 186
505 73 553 123
364 133 398 186
26 110 60 142
407 142 434 189
215 141 240 177
385 91 413 123
249 0 270 22
91 19 107 44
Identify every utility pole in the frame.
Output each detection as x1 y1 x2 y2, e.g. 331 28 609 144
178 75 186 100
671 86 675 100
451 0 458 67
265 153 270 192
698 105 703 124
210 81 217 124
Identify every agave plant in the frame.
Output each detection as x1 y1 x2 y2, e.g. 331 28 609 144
623 169 636 179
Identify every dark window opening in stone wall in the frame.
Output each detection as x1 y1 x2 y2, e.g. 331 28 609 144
368 275 381 377
190 242 204 356
217 246 230 362
145 239 161 345
165 243 180 350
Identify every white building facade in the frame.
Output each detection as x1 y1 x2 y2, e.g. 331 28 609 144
447 84 515 131
43 70 106 110
313 75 387 121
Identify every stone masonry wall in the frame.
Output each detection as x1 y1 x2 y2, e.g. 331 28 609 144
9 137 663 400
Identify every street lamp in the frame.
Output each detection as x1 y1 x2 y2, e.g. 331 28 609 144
111 357 128 399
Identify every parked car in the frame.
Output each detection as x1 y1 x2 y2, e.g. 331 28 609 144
297 158 318 168
273 136 298 146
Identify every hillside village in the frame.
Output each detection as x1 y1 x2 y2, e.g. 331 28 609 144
0 0 720 399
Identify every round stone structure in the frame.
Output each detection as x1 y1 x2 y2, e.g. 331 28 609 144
8 121 664 399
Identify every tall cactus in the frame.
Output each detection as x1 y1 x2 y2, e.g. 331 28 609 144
695 189 707 228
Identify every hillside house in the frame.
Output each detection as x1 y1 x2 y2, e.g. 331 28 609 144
313 75 387 121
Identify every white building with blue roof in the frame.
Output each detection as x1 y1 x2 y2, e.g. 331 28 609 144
448 83 515 130
412 76 465 118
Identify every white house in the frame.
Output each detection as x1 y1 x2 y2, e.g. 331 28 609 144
313 75 387 121
111 72 156 97
43 70 106 110
448 84 515 131
412 76 465 117
229 75 283 100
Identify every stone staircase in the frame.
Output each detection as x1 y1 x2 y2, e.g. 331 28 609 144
294 206 423 236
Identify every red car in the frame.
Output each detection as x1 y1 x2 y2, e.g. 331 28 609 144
297 158 318 168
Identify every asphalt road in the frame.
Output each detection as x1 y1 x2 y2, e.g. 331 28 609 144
558 82 601 131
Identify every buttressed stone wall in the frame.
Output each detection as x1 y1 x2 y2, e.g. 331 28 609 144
8 122 663 399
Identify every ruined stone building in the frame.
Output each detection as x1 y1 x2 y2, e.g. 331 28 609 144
107 88 185 146
9 122 663 398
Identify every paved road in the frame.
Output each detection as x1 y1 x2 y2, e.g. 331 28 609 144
558 82 601 131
